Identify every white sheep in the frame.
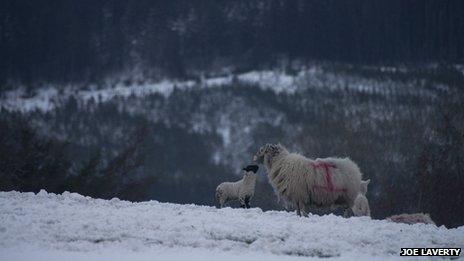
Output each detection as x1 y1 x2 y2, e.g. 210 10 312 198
253 143 364 216
387 213 435 225
215 165 259 208
351 179 371 217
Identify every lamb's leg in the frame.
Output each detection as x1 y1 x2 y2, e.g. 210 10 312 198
219 198 226 208
244 196 251 209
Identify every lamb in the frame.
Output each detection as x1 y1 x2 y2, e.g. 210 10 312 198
253 143 363 216
215 164 259 208
351 179 371 217
387 213 435 225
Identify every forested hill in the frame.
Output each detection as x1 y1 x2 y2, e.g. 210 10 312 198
1 0 464 85
1 65 463 227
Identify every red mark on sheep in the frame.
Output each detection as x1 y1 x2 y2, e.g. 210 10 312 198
311 161 347 192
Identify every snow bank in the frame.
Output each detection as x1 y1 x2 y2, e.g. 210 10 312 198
0 191 463 260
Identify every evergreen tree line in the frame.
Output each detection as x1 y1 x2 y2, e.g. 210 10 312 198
1 0 463 87
0 113 155 201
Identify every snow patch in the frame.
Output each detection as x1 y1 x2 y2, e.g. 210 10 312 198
0 191 463 259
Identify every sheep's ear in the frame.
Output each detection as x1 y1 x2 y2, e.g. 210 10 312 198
361 179 370 186
262 143 271 153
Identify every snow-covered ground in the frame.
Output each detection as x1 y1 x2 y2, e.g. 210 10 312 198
0 191 463 260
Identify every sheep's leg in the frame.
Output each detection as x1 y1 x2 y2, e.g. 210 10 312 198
296 202 307 217
295 201 301 216
301 210 308 217
239 197 246 208
298 201 308 217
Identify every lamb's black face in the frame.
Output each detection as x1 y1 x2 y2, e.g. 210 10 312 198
242 164 259 173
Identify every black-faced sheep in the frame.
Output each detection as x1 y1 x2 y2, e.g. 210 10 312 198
215 164 259 208
253 143 364 216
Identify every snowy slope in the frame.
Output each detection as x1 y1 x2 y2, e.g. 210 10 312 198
0 191 463 260
0 66 440 113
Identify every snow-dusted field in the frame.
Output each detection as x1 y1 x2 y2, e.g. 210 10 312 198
0 191 463 260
